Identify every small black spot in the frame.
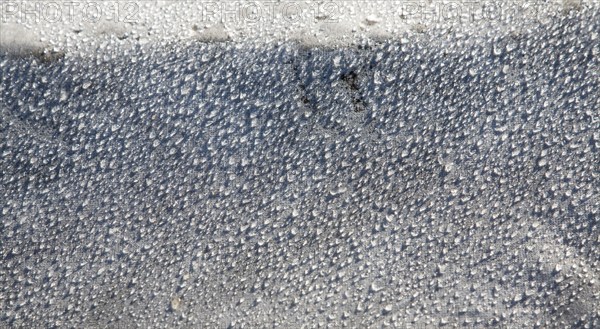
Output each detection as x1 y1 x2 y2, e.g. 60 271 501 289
340 71 365 112
33 50 65 64
341 71 359 91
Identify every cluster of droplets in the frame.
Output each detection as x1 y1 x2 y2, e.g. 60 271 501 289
1 8 599 329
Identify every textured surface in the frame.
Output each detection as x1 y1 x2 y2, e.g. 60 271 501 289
1 5 600 329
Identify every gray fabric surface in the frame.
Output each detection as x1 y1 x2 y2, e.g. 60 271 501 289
1 8 599 329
